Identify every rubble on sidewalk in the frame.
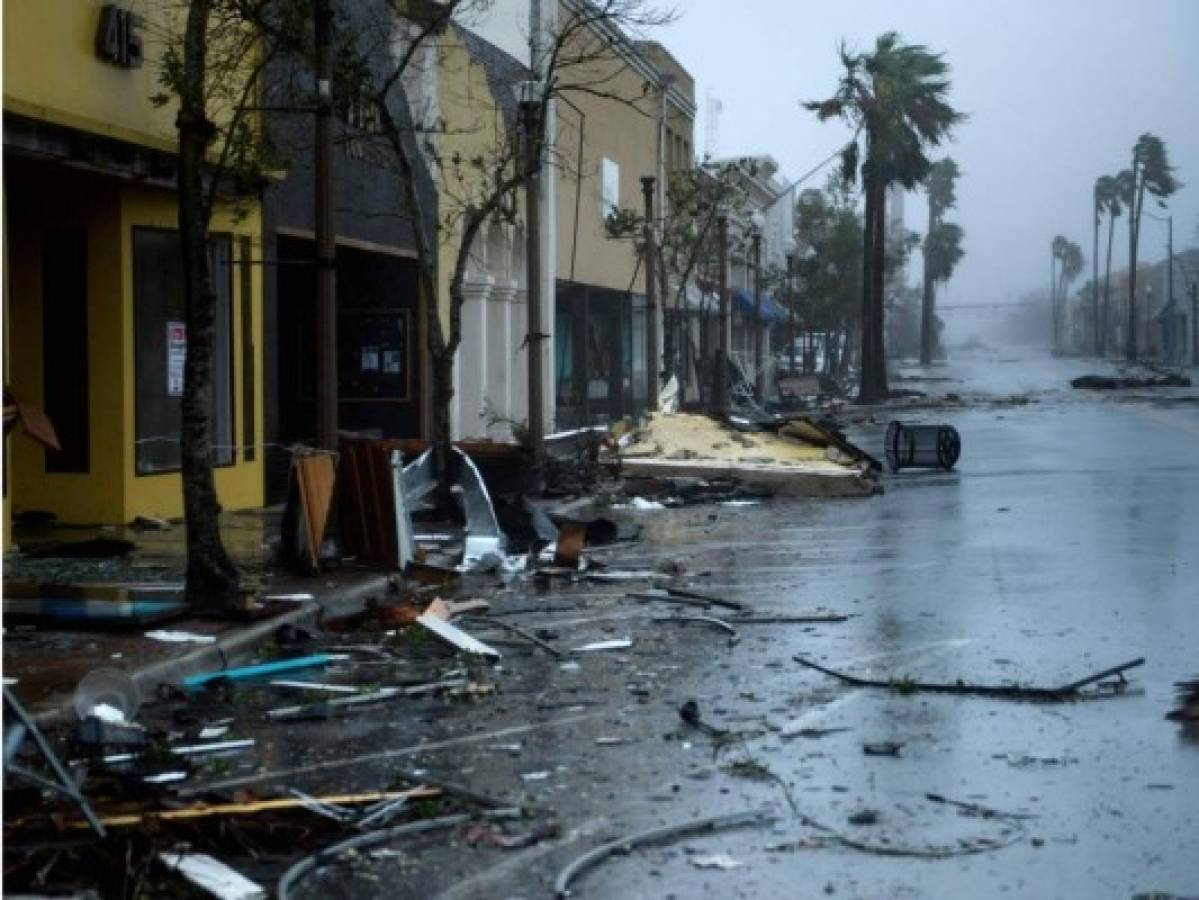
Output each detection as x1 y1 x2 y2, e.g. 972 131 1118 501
1071 372 1192 390
617 412 880 497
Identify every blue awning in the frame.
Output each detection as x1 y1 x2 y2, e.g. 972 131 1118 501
733 289 789 324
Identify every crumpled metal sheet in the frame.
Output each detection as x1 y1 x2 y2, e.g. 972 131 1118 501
390 450 415 570
402 448 438 512
453 448 507 572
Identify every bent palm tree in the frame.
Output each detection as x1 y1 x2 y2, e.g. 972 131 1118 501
1058 239 1085 350
1126 133 1181 361
807 32 965 403
1093 175 1117 356
1051 234 1069 352
921 157 960 363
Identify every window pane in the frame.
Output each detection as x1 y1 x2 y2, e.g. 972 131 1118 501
133 229 234 474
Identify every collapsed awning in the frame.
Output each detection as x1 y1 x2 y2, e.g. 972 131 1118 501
733 289 789 324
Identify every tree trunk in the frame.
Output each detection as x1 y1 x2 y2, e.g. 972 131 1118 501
860 177 888 402
177 0 240 610
857 175 877 403
1127 162 1142 362
1103 214 1115 357
920 198 935 365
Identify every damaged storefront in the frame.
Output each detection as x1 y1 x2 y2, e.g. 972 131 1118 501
554 281 648 428
2 4 265 531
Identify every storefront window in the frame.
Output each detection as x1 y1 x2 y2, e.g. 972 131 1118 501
133 228 234 474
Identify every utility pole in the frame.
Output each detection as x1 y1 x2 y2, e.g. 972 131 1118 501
314 0 337 451
716 212 729 414
641 176 658 412
785 247 796 376
1167 216 1174 360
1092 189 1100 357
751 227 764 399
519 86 546 476
1191 281 1198 366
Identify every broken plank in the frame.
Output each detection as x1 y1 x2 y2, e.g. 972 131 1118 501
159 851 264 900
417 612 501 659
56 788 441 829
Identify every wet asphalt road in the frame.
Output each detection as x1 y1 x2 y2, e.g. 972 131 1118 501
190 347 1198 900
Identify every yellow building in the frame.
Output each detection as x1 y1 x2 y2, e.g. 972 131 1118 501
3 0 265 530
435 24 533 441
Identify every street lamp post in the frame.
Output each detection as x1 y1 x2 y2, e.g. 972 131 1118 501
716 211 730 414
784 238 797 377
518 82 546 475
314 0 337 451
750 211 765 400
641 176 658 412
1192 281 1198 366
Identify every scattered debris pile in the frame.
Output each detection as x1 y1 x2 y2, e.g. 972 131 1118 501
618 413 880 497
1071 373 1192 390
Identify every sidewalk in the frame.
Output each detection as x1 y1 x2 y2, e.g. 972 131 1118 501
3 510 393 725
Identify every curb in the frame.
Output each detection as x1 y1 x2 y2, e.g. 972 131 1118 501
31 573 392 728
621 457 880 498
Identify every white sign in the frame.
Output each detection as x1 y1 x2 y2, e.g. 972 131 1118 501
167 322 186 397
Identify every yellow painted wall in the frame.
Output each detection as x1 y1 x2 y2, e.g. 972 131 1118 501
119 187 264 520
3 160 264 524
3 0 181 153
434 29 520 328
5 161 129 524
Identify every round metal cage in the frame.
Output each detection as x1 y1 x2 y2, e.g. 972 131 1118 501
884 421 961 471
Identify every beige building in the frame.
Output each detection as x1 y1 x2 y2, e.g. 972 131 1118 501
552 10 695 427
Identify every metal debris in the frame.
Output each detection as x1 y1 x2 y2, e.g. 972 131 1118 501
553 807 775 898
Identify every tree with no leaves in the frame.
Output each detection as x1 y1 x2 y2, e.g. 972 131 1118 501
807 32 965 403
166 0 280 609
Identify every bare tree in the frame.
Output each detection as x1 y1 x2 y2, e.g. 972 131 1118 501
160 0 280 609
339 0 675 481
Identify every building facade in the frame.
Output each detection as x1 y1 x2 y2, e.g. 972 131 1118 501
3 0 265 528
552 7 696 427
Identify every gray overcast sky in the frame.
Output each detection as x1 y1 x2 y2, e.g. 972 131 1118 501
653 0 1199 327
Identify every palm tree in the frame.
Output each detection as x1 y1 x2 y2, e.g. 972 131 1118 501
1102 170 1133 354
1051 234 1069 352
1126 133 1181 361
1094 173 1127 356
921 157 960 363
807 32 965 403
1056 239 1084 350
1093 176 1116 356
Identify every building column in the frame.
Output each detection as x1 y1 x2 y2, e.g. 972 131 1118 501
455 273 493 439
510 285 529 429
486 280 517 438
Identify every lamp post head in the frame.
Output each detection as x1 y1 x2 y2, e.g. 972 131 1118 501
516 80 543 112
749 210 766 234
